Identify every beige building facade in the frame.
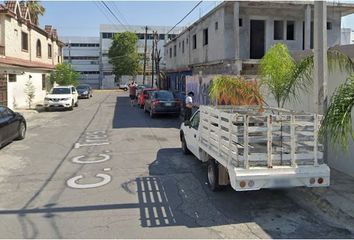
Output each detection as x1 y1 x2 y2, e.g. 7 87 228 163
0 1 63 110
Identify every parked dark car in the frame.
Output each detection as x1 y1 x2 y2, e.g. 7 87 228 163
0 106 26 148
144 90 181 118
76 84 92 99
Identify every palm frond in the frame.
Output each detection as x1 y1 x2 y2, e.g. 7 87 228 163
327 49 354 74
319 74 354 150
209 75 263 106
281 54 314 107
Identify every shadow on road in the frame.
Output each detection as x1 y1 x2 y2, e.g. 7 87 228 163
131 148 353 238
112 96 180 129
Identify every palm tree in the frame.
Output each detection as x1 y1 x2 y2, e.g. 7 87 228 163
22 0 45 25
259 43 354 108
260 43 354 150
320 74 354 149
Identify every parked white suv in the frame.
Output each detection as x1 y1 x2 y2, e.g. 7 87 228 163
44 86 79 111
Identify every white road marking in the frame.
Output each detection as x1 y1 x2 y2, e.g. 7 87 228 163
72 154 111 164
74 142 109 149
67 173 112 189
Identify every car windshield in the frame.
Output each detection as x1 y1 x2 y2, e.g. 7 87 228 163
77 85 89 90
155 91 174 100
51 88 71 94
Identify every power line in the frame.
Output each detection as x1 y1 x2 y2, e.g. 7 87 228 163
94 1 116 26
166 1 203 35
110 1 130 27
101 1 128 31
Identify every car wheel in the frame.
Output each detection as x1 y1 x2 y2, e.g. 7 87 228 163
207 159 220 192
16 122 26 140
45 107 49 112
75 100 78 107
124 88 128 91
69 100 74 111
181 134 190 155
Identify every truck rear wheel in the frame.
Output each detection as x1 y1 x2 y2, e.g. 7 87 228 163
207 159 220 191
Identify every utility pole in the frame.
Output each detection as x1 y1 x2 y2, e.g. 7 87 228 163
151 31 155 88
314 1 328 164
154 32 161 89
143 26 148 85
68 40 72 64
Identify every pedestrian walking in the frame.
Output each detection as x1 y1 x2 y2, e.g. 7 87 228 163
184 91 194 121
128 81 137 106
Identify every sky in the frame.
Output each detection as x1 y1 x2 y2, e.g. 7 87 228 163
36 1 354 38
39 1 222 37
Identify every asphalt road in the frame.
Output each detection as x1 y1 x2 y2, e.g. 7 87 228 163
0 91 352 239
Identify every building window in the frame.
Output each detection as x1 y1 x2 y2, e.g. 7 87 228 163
186 38 189 44
203 28 208 46
36 39 41 57
48 44 52 58
170 47 172 58
239 18 243 27
8 74 16 82
274 20 284 40
102 32 113 39
182 40 185 54
21 32 28 51
192 34 197 49
287 21 295 40
174 45 176 57
327 22 332 30
42 74 46 90
215 21 218 30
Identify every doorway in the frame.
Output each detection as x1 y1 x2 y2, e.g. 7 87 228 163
250 20 265 59
0 74 7 106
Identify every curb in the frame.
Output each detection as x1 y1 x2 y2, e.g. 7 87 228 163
287 188 354 234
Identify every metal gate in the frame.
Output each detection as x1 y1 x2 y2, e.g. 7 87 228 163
0 74 7 106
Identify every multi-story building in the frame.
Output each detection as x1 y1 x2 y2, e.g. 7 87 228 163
61 37 100 88
0 1 63 109
99 24 183 89
164 1 354 98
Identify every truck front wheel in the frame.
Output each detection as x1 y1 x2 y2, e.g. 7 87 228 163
207 159 220 191
181 134 190 155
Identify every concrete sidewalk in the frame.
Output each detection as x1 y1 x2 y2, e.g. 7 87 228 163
287 169 354 233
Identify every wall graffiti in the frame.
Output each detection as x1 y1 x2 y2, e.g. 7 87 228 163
186 75 215 106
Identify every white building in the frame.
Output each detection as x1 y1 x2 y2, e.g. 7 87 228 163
341 28 353 44
164 1 354 94
0 1 63 110
99 24 183 89
61 37 100 89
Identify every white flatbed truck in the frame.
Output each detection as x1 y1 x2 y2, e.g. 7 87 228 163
180 105 330 191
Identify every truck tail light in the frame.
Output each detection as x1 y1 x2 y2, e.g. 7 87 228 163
309 178 316 184
318 177 324 184
239 181 246 188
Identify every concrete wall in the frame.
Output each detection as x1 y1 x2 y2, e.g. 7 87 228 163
7 71 50 110
165 2 343 70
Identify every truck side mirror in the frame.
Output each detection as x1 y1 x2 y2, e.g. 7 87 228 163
184 120 191 127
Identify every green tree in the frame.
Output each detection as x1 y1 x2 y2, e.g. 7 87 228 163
320 74 354 149
259 43 354 108
50 63 79 86
108 32 140 80
21 0 45 25
24 79 35 109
